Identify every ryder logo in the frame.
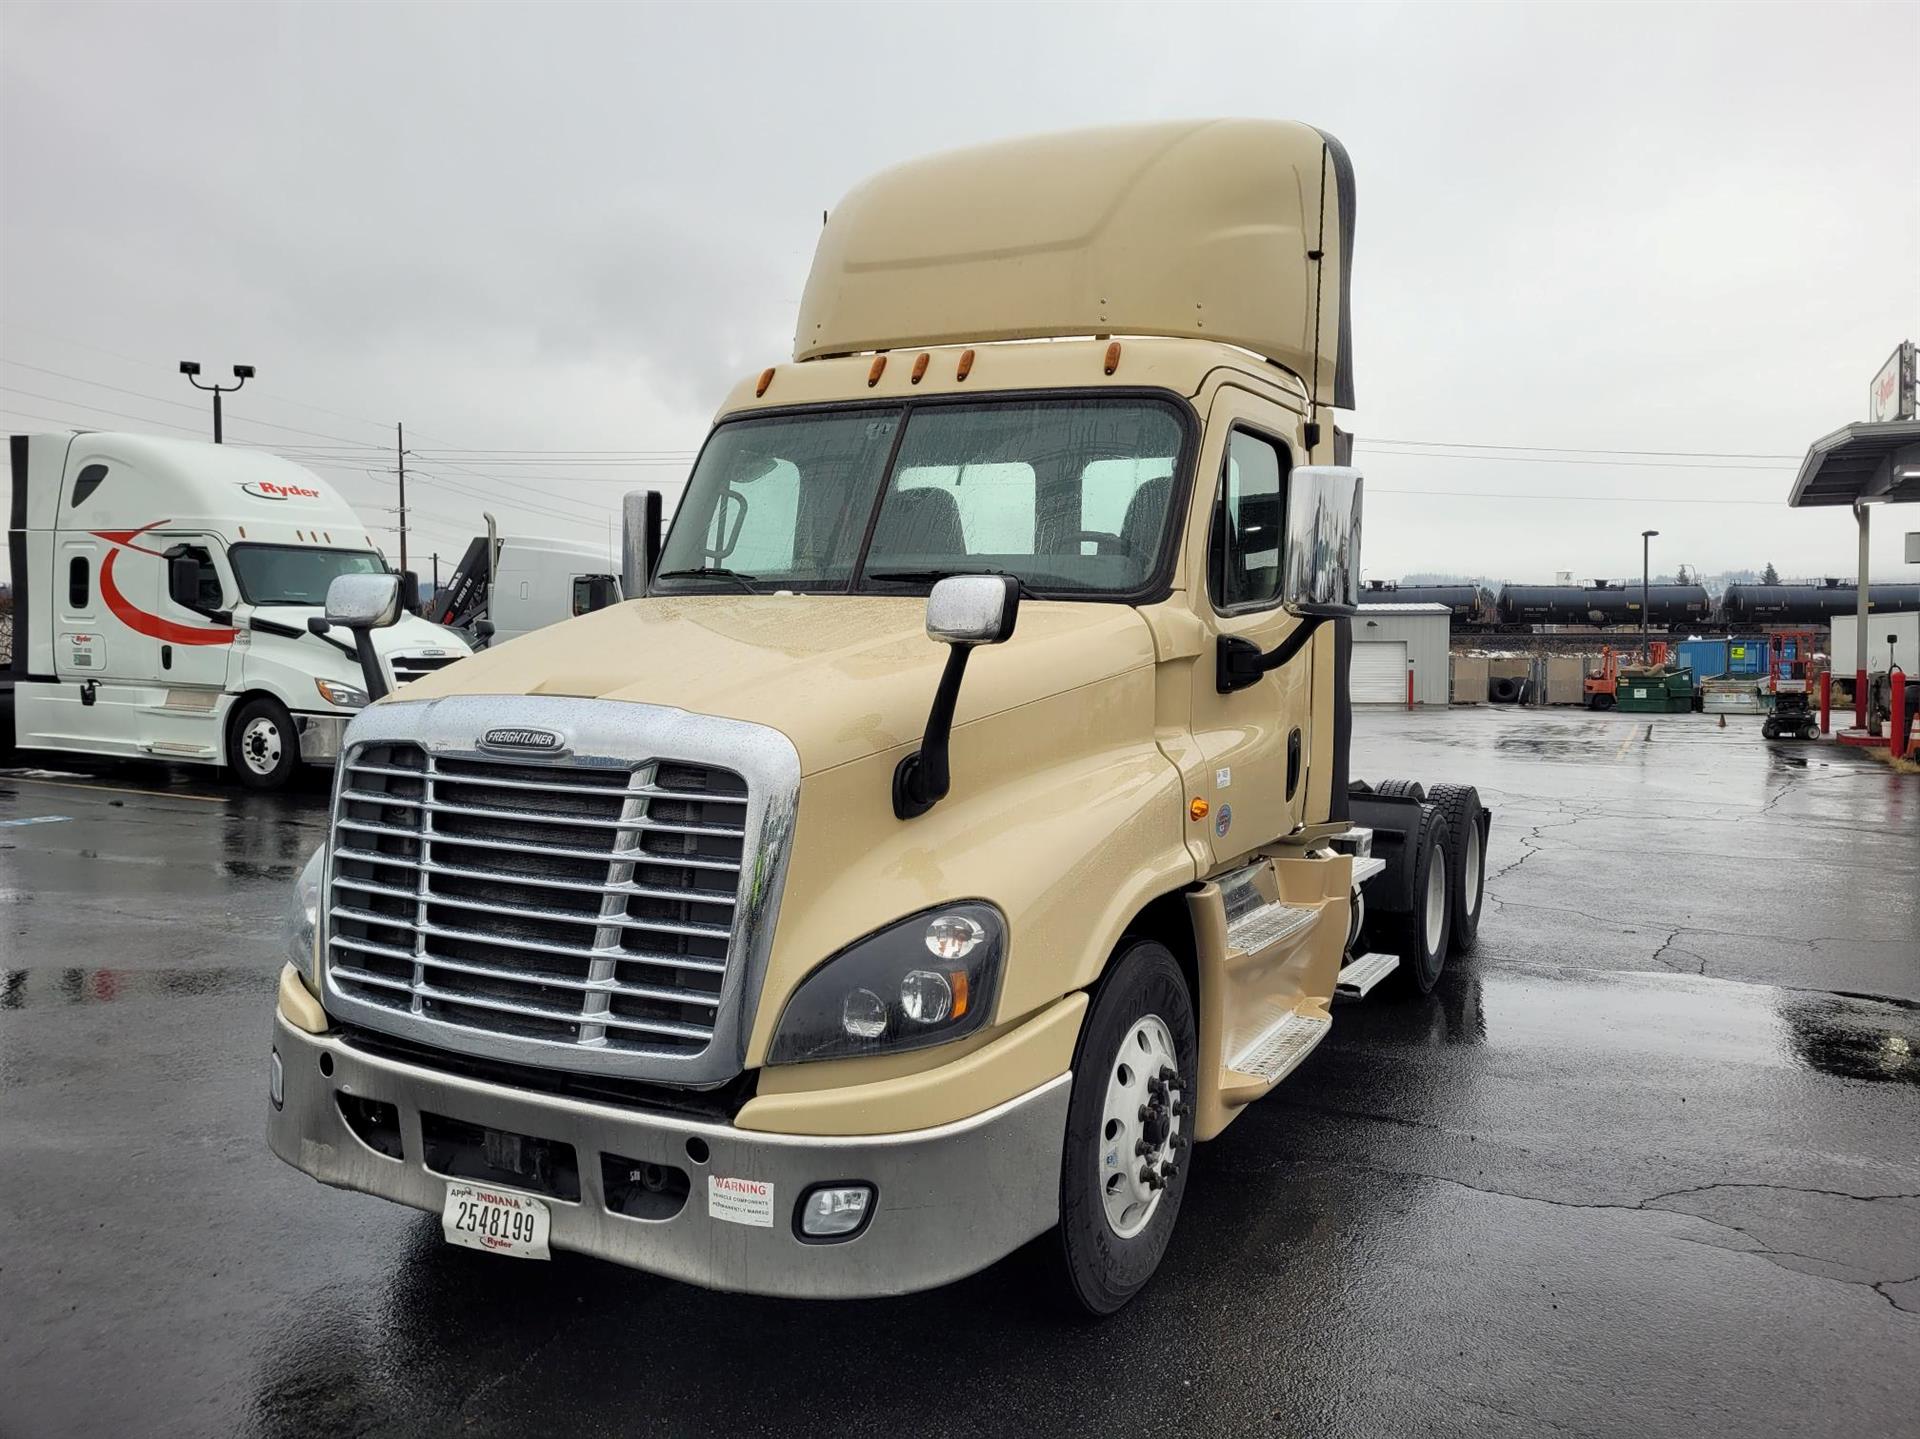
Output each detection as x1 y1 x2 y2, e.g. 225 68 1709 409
240 480 323 502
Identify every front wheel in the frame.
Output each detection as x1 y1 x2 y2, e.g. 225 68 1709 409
228 695 300 791
1054 939 1196 1316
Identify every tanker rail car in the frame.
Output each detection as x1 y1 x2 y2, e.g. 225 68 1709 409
1364 577 1920 638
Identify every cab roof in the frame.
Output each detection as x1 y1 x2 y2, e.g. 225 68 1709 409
794 119 1355 411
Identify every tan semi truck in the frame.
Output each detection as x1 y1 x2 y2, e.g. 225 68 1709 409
267 119 1491 1314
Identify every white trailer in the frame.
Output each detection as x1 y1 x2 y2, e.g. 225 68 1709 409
1830 611 1919 678
432 532 623 646
4 431 472 788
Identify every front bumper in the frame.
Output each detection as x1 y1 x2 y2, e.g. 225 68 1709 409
267 1012 1070 1298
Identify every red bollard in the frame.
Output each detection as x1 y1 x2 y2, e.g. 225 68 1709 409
1820 670 1832 734
1407 665 1415 711
1855 667 1868 729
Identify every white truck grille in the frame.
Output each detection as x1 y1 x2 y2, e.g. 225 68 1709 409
326 742 748 1060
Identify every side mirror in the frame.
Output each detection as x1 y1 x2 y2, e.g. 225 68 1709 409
473 618 497 649
894 575 1021 820
325 573 402 630
398 570 421 613
1281 465 1364 618
166 550 201 610
1216 467 1363 694
926 573 1021 646
588 575 620 611
622 489 665 596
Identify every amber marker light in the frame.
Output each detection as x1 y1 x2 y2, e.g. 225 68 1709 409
956 349 975 381
1190 797 1210 821
949 970 970 1019
868 355 888 387
1104 341 1122 375
755 367 775 397
911 353 930 384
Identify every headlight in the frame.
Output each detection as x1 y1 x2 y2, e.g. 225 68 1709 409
314 677 369 709
286 844 324 990
767 903 1005 1064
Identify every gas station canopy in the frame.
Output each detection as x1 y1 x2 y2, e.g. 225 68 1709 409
1787 419 1920 508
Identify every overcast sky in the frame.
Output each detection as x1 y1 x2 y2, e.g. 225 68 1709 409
4 1 1918 586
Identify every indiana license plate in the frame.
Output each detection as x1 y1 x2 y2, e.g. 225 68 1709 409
442 1182 551 1260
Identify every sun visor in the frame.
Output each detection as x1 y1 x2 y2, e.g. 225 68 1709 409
795 118 1355 410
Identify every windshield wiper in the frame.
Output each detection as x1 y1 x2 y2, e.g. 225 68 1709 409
867 568 1030 594
654 566 761 594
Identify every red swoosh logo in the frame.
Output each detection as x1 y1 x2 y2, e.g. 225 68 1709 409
93 520 238 646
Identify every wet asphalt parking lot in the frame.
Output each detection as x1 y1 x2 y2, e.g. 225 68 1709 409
2 706 1916 1439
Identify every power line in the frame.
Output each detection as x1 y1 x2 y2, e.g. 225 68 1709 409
1358 436 1802 461
1354 444 1791 472
1373 488 1780 505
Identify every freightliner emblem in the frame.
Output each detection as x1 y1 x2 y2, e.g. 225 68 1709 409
481 727 565 753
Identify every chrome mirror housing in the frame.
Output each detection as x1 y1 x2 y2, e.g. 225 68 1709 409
1282 466 1364 618
926 574 1020 647
325 572 402 630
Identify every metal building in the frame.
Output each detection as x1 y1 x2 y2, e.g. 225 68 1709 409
1350 603 1451 705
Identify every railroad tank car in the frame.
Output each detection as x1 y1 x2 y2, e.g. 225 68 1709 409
1496 581 1711 628
1721 580 1920 625
1360 579 1489 619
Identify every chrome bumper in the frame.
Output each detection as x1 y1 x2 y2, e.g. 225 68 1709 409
266 1013 1070 1298
294 713 347 763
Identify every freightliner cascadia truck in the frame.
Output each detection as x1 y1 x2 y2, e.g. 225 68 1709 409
3 433 470 789
267 119 1491 1313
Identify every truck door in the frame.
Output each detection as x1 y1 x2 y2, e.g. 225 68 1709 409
149 533 238 692
1186 410 1313 866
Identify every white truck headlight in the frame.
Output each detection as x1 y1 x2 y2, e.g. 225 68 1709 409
314 678 369 709
767 903 1005 1064
286 844 324 990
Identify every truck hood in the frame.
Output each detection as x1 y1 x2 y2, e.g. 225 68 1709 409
393 593 1157 774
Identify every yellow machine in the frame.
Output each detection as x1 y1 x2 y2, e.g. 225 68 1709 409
267 120 1490 1313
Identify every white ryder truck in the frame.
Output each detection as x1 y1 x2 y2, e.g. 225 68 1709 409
4 432 470 788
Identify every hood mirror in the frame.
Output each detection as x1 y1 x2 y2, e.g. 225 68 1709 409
324 573 402 631
895 575 1021 820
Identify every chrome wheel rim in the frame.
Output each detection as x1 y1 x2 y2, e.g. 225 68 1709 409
241 716 283 775
1424 850 1448 957
1098 1014 1181 1239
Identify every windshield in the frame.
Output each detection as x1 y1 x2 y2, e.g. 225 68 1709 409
229 544 386 606
654 397 1187 598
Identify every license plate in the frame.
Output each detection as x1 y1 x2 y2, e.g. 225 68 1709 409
442 1181 550 1260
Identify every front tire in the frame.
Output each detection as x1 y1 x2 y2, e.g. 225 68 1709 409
228 695 299 791
1054 939 1196 1316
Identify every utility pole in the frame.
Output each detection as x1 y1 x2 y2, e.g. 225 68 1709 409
396 421 409 574
1641 529 1659 651
179 362 255 443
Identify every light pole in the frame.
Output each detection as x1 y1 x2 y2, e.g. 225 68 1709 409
179 362 255 443
1641 529 1659 651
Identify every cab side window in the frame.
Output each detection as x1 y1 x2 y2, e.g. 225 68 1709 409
1209 430 1289 611
172 545 224 610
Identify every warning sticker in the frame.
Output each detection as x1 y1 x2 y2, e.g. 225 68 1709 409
707 1175 775 1228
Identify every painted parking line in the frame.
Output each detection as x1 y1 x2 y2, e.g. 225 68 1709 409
1614 725 1640 760
0 815 72 828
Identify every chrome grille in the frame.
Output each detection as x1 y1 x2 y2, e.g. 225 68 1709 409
326 742 748 1060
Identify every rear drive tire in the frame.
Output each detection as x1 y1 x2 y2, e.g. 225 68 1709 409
1426 783 1487 955
1372 778 1426 801
1378 807 1453 997
1054 938 1196 1316
228 695 299 791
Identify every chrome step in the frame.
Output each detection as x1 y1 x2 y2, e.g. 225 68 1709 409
1351 856 1386 885
1335 951 1400 999
1229 1011 1331 1081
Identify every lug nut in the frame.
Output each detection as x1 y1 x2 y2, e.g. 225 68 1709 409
1159 1065 1178 1083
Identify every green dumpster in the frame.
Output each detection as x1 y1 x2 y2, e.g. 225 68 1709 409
1615 667 1693 713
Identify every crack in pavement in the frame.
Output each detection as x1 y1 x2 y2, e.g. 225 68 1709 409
1650 928 1707 975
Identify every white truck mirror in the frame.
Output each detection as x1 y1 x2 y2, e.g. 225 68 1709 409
1282 465 1364 618
325 573 402 630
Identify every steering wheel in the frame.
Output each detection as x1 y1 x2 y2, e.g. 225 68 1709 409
1068 529 1129 557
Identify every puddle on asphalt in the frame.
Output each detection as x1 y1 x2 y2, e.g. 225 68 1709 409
1780 992 1919 1087
0 966 272 1010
